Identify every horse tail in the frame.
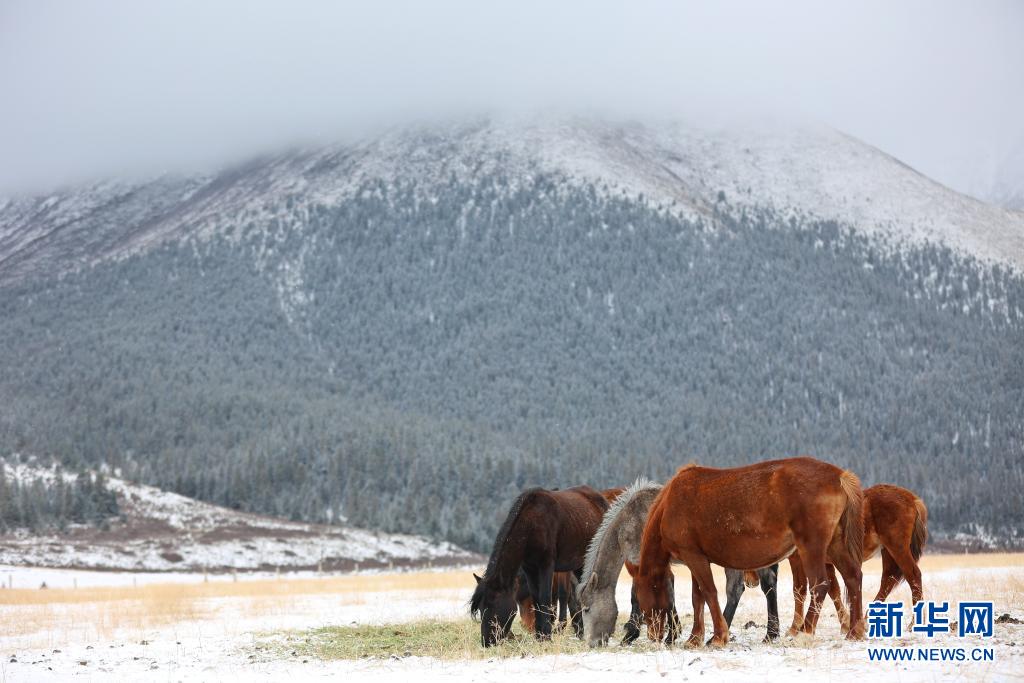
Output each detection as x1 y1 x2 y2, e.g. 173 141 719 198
910 497 929 562
838 470 864 564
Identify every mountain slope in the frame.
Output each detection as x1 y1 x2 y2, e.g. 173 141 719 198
0 117 1022 551
2 117 1022 287
0 460 478 572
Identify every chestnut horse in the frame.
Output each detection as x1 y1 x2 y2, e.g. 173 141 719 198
635 457 865 647
578 479 780 647
787 483 928 635
516 571 575 632
470 486 609 646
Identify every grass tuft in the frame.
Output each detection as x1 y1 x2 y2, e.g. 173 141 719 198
265 619 646 661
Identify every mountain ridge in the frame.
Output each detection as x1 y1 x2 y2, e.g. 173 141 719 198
2 116 1023 288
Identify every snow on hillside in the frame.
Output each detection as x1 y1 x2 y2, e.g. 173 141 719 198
0 461 480 572
1 116 1022 287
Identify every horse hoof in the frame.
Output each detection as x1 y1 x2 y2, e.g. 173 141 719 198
845 626 866 641
763 634 780 644
791 632 814 647
683 637 702 650
707 637 727 649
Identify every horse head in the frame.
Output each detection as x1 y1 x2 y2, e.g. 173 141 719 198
470 573 517 647
577 572 617 646
636 567 674 641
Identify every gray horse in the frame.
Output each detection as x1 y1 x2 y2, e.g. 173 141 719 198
577 478 780 647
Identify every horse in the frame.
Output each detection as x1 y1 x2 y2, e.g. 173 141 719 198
578 478 780 647
514 487 625 633
516 570 576 633
635 457 865 647
470 485 609 646
787 483 928 635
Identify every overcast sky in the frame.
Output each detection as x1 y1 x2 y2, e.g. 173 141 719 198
1 1 1022 198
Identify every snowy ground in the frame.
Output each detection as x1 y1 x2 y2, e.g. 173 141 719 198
0 555 1021 682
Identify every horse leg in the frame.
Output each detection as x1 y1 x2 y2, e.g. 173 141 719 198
520 595 536 633
710 569 744 646
685 556 727 647
761 564 781 642
531 564 555 640
885 544 923 606
556 576 568 631
830 550 864 640
825 563 850 634
622 582 641 644
666 599 682 645
786 555 808 636
797 544 830 637
722 569 745 628
874 548 904 602
685 575 705 648
663 572 682 646
568 571 584 639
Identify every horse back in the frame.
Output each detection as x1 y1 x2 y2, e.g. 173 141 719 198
863 483 927 559
659 457 853 569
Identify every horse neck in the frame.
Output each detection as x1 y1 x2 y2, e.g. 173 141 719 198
637 496 671 577
590 509 629 587
488 517 528 588
621 489 660 565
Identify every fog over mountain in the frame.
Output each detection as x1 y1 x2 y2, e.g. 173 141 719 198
1 1 1022 201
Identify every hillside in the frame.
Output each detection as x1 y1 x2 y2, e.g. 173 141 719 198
0 459 478 572
0 117 1022 551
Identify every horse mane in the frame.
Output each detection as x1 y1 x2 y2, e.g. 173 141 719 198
580 477 661 590
471 486 542 614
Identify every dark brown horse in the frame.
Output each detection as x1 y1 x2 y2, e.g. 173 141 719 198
516 571 575 632
788 483 928 634
471 486 609 646
635 457 865 647
516 487 624 632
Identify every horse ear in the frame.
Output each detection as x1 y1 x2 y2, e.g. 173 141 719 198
474 573 483 584
585 572 598 591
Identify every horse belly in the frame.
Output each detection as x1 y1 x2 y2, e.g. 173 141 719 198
700 534 795 570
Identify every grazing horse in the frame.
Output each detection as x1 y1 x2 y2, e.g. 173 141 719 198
578 479 780 647
787 483 928 635
635 457 865 647
470 485 609 646
516 571 576 632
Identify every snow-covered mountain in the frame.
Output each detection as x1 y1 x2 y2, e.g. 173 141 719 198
1 115 1022 551
1 116 1022 287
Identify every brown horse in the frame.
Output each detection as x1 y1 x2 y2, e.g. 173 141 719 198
516 571 575 632
635 457 865 647
471 485 609 646
787 483 928 635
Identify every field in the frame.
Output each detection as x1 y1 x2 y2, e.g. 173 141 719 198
0 554 1022 681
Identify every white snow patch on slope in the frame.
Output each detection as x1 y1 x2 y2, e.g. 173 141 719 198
0 460 479 573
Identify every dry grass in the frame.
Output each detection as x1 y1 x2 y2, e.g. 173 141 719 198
270 619 613 661
0 554 1020 653
0 568 472 647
